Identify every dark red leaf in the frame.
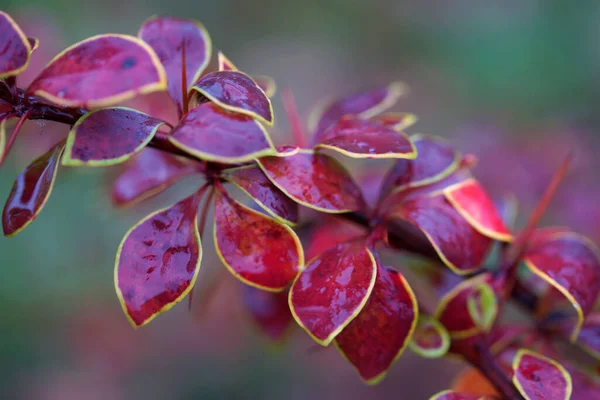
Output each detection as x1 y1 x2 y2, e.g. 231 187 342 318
434 273 496 338
512 349 572 400
314 115 416 159
409 315 450 358
310 82 407 140
575 313 600 359
257 150 366 213
334 263 417 384
0 11 31 78
445 179 513 242
567 362 600 400
371 112 418 131
3 141 64 237
243 285 293 342
115 193 202 327
169 102 275 163
112 148 199 206
387 194 492 274
222 165 298 225
289 240 377 346
63 107 165 166
379 135 461 198
213 188 303 291
192 71 273 126
429 391 497 400
139 16 211 111
524 230 600 341
305 217 366 260
27 34 167 108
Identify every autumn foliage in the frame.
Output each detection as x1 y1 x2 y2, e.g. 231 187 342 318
2 10 600 400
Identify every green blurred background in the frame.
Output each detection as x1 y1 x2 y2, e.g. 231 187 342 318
2 0 600 398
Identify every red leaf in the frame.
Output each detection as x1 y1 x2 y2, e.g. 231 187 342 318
430 390 498 400
512 349 573 400
310 82 407 140
115 193 202 327
379 135 461 197
169 102 275 163
409 315 450 358
27 37 39 54
27 34 167 108
313 115 416 159
257 150 366 213
3 141 64 237
524 230 600 341
222 165 298 225
289 240 377 346
112 148 198 207
0 11 31 78
63 107 165 166
388 195 492 275
192 71 273 126
243 285 293 342
445 179 513 242
334 263 417 384
371 112 418 131
213 188 303 291
305 217 366 260
434 273 495 338
139 16 211 111
575 313 600 360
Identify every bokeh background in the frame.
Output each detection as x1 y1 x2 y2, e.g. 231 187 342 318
2 0 600 399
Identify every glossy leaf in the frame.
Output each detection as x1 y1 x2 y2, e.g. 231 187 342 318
379 135 461 197
335 263 417 384
257 150 366 213
112 148 198 206
289 240 377 346
27 34 167 108
139 16 211 111
309 82 408 140
314 115 416 159
512 349 573 400
213 189 303 291
243 285 293 342
115 193 202 327
445 179 513 241
388 194 492 275
192 71 273 126
222 165 298 225
524 230 600 341
63 107 165 166
409 315 450 358
3 142 64 237
169 102 275 163
0 11 31 78
371 112 418 131
435 273 495 339
575 313 600 360
429 390 497 400
305 217 366 260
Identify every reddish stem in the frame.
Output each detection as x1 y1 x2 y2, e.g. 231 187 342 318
281 88 307 148
181 41 189 116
